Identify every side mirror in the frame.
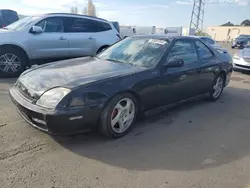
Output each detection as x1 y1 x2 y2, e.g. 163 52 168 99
30 26 43 34
165 58 184 68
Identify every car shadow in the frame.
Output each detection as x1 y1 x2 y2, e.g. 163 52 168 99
53 87 250 171
51 87 250 171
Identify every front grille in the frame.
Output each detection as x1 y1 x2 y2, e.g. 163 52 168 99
235 63 250 69
16 81 35 101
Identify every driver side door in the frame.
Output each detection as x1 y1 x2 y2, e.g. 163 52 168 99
27 17 69 59
158 39 201 105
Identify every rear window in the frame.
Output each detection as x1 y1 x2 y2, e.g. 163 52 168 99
0 10 18 27
64 17 112 33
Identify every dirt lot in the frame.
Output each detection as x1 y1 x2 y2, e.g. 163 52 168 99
2 44 250 188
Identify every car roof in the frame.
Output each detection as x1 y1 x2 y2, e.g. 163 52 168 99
34 13 108 22
131 34 200 41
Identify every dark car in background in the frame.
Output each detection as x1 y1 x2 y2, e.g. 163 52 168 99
9 35 233 138
232 34 250 49
0 9 18 28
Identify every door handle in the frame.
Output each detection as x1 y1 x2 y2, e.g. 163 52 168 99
88 36 94 40
59 36 66 40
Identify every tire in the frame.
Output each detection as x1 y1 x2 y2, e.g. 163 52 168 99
99 93 138 138
231 46 235 49
96 46 109 55
208 74 225 101
0 47 27 78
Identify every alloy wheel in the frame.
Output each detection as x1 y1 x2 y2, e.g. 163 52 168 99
110 98 136 134
212 77 223 99
0 53 21 73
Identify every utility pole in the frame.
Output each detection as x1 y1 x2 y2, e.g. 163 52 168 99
189 0 205 34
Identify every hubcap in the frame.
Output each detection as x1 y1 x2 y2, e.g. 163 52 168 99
212 77 223 98
0 53 21 73
111 98 135 134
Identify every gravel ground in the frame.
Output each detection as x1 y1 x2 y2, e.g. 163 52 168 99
1 44 250 188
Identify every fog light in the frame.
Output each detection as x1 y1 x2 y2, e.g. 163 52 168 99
32 117 47 125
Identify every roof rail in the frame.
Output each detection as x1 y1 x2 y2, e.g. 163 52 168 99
45 13 108 21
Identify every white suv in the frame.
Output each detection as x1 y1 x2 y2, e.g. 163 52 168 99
0 13 121 77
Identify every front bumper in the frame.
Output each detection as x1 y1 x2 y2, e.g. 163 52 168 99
233 58 250 71
9 87 101 135
233 43 249 48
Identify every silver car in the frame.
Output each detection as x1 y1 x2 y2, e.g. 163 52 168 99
233 47 250 71
0 13 121 77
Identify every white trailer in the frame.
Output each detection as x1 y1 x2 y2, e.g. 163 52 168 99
155 27 183 36
135 26 156 35
120 26 136 38
182 27 196 36
164 27 183 36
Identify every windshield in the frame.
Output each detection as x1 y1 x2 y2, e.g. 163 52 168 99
238 35 250 39
97 37 169 68
5 16 41 30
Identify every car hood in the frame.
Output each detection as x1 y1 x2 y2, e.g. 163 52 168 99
0 28 15 33
236 38 248 42
242 48 250 58
237 48 250 58
17 57 145 97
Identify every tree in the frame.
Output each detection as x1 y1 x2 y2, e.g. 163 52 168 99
70 6 78 14
220 21 234 26
82 7 88 15
70 0 97 17
195 30 210 37
87 0 97 17
241 19 250 26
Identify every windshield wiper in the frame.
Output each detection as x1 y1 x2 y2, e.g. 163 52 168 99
105 58 125 64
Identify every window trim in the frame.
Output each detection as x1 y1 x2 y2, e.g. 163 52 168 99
194 39 215 60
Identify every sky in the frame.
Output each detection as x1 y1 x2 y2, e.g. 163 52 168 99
0 0 249 28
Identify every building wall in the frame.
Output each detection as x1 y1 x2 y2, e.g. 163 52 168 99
207 26 250 42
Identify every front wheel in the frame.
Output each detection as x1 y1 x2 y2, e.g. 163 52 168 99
208 74 225 101
0 48 27 78
99 93 138 138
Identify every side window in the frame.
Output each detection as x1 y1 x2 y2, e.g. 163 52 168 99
64 17 99 33
35 17 64 33
168 40 198 64
97 21 112 32
195 40 214 59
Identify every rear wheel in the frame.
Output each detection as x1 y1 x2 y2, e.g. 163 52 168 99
96 46 109 55
208 74 225 101
99 93 138 138
0 48 27 78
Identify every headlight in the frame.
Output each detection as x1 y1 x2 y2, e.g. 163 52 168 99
233 55 240 60
36 87 71 109
233 52 241 60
